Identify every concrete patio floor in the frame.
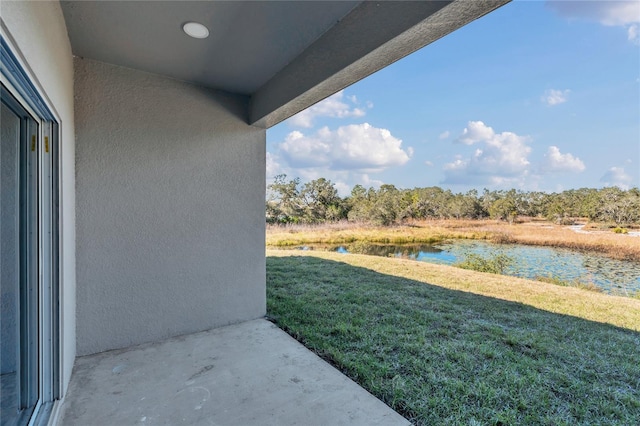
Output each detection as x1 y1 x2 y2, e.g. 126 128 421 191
58 319 409 425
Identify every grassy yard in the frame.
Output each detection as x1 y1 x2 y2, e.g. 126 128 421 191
266 250 640 425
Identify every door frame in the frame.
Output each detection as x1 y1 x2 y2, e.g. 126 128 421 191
1 32 61 426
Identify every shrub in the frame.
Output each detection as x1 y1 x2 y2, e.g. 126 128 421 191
613 227 629 234
455 252 513 275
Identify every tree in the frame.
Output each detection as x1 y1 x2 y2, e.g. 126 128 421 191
346 185 374 222
489 198 518 224
266 174 302 223
371 184 400 225
300 178 344 222
446 191 482 219
266 176 640 226
544 197 571 224
598 187 640 225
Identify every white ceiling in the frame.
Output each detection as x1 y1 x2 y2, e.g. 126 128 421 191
61 1 361 95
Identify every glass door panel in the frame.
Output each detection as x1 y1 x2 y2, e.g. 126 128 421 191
1 98 24 426
1 86 41 426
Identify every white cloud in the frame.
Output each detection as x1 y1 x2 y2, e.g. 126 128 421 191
443 121 532 186
425 160 434 167
547 0 640 43
628 24 640 44
359 174 384 189
269 118 409 196
439 131 450 140
600 166 633 189
265 152 283 179
279 123 411 172
542 89 570 106
457 120 497 145
334 181 352 196
543 146 586 173
286 90 366 128
547 0 639 26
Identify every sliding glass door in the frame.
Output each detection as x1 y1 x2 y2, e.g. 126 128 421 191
1 83 59 426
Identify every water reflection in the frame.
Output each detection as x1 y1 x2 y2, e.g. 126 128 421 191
295 241 640 295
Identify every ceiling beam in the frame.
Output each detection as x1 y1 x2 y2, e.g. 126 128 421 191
249 0 510 128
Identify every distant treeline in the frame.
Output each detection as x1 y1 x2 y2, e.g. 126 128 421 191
266 174 640 226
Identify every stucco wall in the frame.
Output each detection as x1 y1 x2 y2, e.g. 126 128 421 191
74 58 266 356
1 0 76 394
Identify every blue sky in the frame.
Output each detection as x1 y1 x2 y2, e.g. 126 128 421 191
266 0 640 195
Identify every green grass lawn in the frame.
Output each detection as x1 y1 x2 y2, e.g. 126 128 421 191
266 250 640 425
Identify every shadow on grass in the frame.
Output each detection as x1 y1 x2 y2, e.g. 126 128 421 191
267 255 640 426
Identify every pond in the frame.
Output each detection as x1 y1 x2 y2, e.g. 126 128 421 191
295 240 640 295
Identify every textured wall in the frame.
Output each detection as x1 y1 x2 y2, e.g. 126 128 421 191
1 0 76 393
74 58 266 356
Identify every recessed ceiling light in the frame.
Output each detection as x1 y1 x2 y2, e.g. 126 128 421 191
183 22 209 39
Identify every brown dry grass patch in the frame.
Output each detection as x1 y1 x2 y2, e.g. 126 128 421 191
448 220 640 262
266 219 640 262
